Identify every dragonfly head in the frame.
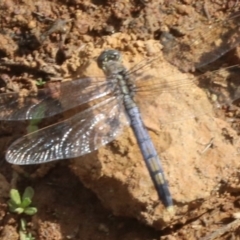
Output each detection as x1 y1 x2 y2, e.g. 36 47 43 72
97 49 124 76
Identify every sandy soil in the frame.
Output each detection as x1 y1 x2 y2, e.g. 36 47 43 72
0 0 240 239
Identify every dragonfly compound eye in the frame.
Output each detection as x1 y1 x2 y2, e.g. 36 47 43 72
97 49 122 70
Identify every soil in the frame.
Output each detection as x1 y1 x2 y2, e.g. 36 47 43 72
0 0 240 239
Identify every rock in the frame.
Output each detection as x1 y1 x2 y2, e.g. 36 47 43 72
69 38 240 229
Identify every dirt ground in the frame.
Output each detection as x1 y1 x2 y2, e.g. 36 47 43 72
1 0 240 239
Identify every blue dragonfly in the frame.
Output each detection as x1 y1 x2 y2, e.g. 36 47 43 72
0 46 237 210
0 48 206 211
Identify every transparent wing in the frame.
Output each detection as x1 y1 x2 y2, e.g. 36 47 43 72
0 77 115 120
160 12 240 71
6 96 129 165
127 55 232 123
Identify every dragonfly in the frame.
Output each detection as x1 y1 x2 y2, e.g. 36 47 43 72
0 42 238 210
0 48 213 211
